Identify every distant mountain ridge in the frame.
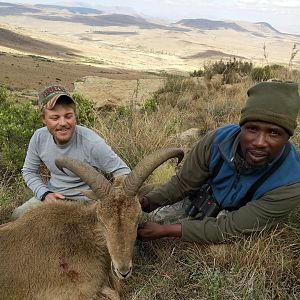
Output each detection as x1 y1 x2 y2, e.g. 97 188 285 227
0 1 40 15
0 1 299 73
0 1 286 35
176 19 248 32
35 4 103 15
254 22 281 34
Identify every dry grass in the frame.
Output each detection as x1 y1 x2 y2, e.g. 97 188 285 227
0 177 31 224
121 224 300 299
95 106 183 169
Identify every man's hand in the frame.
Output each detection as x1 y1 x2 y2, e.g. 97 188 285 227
137 222 182 241
139 196 161 213
43 192 65 202
139 196 151 212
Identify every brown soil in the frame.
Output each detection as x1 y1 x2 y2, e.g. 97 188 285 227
0 52 157 92
0 27 79 58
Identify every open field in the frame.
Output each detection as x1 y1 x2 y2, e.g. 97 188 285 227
1 2 299 105
0 51 164 106
1 2 300 77
0 52 154 90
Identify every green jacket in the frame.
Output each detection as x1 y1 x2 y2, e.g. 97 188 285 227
146 128 300 243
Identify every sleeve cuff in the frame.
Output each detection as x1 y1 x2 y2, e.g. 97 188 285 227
40 191 52 201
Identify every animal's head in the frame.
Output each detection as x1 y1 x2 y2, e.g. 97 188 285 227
55 148 184 280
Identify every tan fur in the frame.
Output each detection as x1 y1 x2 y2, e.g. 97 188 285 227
0 176 141 300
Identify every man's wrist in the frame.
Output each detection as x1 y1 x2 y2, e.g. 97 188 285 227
40 191 52 201
164 223 182 238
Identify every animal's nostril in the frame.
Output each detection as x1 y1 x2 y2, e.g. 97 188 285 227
111 262 132 279
119 267 132 278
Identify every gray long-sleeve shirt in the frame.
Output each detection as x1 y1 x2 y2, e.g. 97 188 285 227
146 129 300 243
22 125 130 200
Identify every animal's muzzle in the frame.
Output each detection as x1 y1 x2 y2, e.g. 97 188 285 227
111 261 132 279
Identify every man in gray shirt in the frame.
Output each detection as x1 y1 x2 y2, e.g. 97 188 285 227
12 84 130 219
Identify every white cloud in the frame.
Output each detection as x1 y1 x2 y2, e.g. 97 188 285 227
273 0 300 7
233 0 300 9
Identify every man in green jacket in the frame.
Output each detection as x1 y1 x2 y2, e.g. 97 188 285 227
137 80 300 244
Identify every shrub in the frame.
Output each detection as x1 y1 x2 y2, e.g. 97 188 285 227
250 64 293 83
159 75 196 94
237 60 253 76
189 69 204 77
115 105 133 118
0 85 12 104
155 75 197 108
190 58 253 81
141 93 160 113
72 93 98 128
250 65 272 82
0 86 41 178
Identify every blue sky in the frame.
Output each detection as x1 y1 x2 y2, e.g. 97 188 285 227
5 0 300 34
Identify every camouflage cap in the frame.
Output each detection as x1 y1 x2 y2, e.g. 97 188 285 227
38 84 74 110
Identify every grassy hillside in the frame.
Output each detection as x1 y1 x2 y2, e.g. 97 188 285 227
0 63 300 299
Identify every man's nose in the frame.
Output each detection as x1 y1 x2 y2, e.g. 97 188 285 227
253 132 267 147
58 117 67 125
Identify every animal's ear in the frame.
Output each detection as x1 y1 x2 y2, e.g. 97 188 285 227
80 190 99 201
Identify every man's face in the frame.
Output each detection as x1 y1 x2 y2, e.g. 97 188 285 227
240 121 290 167
42 104 76 145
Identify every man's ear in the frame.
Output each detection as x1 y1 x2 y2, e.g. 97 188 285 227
41 114 46 125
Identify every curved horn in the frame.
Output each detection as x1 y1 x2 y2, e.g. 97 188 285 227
55 156 111 197
123 148 184 196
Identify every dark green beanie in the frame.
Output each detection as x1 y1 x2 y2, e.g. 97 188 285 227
239 81 300 136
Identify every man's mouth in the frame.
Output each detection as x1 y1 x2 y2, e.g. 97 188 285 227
56 127 70 133
247 150 269 164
